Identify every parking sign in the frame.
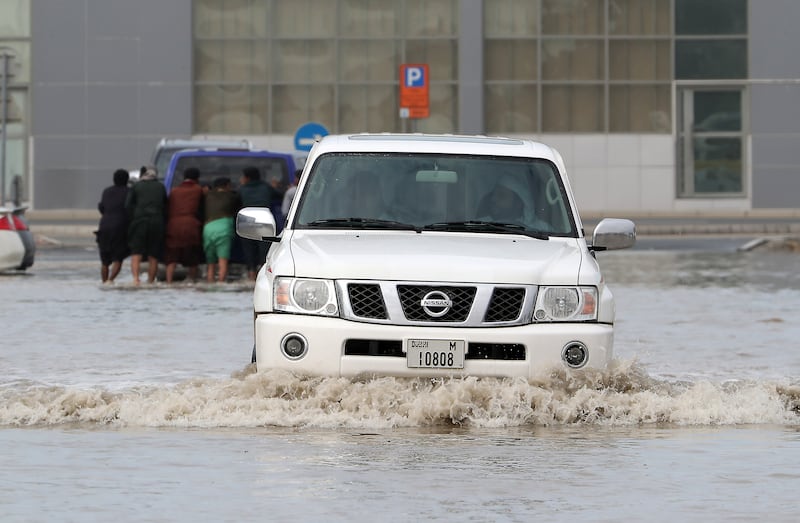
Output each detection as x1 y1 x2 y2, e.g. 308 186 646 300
399 64 429 119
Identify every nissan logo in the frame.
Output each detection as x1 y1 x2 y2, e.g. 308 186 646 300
420 290 452 318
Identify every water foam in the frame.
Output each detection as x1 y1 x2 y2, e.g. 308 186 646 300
1 360 798 429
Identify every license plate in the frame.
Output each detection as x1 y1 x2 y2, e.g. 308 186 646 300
406 339 465 369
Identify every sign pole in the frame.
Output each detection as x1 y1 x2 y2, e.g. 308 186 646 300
0 51 9 206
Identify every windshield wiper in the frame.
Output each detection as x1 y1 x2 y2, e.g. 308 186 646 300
306 218 421 232
423 221 549 240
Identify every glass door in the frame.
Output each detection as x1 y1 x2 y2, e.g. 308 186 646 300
677 87 745 196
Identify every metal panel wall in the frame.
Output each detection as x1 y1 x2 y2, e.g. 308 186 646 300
749 0 800 208
31 0 193 209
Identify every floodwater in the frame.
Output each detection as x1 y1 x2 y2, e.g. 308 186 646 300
1 237 799 522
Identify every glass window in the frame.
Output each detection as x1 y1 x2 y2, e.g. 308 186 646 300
192 0 759 136
405 39 457 82
610 85 671 132
692 137 742 193
542 85 604 132
542 0 604 35
0 0 29 38
609 0 670 35
485 39 537 82
484 0 539 38
339 85 397 132
3 88 25 123
1 89 26 135
485 84 537 133
675 0 747 35
542 39 604 81
405 0 458 37
693 91 741 132
414 84 457 133
338 40 397 83
675 39 747 79
677 88 745 196
295 152 575 235
339 0 400 37
194 84 268 134
272 0 336 37
1 138 26 203
273 40 336 83
610 40 670 81
272 85 334 133
194 40 269 83
193 0 268 38
193 0 458 134
170 153 290 191
0 42 29 84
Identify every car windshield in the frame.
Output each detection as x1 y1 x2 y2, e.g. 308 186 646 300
294 152 576 236
170 155 290 192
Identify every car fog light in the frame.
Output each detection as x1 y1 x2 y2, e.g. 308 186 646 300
562 342 588 368
281 333 308 360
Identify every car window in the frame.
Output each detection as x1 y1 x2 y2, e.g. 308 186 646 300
294 152 576 236
153 147 185 177
170 155 291 191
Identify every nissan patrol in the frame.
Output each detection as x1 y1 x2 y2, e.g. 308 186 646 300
237 134 635 378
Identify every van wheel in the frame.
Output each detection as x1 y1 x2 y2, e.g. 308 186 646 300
251 344 257 364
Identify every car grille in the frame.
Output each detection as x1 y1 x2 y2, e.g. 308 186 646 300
484 287 525 322
340 281 536 327
398 285 476 322
347 283 387 319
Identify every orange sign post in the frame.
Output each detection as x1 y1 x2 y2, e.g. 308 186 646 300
399 64 429 119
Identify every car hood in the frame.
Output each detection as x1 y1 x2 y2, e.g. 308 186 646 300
280 230 585 284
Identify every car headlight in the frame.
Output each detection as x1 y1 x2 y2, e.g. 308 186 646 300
274 277 339 316
533 286 597 322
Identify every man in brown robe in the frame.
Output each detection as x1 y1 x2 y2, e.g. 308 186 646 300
164 167 205 283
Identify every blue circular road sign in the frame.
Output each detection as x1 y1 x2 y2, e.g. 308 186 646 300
294 122 329 152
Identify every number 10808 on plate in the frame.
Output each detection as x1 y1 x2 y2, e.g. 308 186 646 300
406 338 465 369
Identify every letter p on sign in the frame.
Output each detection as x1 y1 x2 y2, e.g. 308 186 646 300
405 66 424 87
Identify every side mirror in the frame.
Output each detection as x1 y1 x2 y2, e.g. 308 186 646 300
236 207 278 242
590 218 636 251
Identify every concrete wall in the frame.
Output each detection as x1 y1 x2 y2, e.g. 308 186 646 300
31 0 193 209
749 0 800 208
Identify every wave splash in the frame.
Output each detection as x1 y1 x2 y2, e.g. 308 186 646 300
2 359 799 428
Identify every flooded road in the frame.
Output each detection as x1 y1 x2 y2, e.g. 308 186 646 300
1 239 799 522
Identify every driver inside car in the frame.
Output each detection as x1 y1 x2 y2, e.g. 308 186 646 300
476 175 551 231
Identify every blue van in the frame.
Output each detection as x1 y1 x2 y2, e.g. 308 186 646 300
164 148 305 229
151 137 253 179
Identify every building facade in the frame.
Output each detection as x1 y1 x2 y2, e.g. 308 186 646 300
1 0 798 213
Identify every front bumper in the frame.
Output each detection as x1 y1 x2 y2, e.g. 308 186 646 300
254 314 614 379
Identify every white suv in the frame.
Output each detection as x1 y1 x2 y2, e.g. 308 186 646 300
237 134 635 378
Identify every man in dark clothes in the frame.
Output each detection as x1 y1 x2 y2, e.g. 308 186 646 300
96 168 131 283
238 166 275 280
164 167 204 283
126 165 167 285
